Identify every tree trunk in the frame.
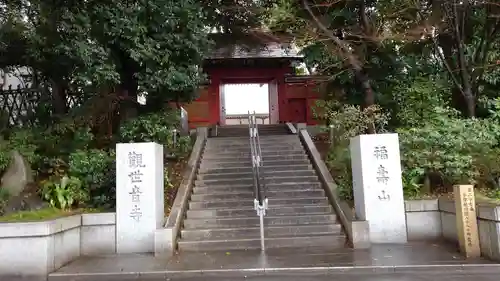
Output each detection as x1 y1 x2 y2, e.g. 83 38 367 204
50 79 68 115
463 90 476 117
114 47 139 124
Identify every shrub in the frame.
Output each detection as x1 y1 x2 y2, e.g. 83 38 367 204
0 141 10 175
119 111 179 143
119 111 193 156
398 106 500 191
0 130 40 176
36 122 95 158
318 101 390 201
68 149 115 209
5 130 40 167
0 188 10 215
41 176 89 210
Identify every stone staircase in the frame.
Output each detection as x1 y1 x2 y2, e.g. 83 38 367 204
178 124 345 251
213 124 290 137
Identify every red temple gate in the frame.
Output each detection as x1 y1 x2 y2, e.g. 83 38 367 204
181 40 326 129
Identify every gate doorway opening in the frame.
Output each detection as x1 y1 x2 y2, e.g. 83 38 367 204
220 82 279 125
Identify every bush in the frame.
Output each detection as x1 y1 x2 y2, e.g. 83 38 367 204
41 176 89 210
36 122 95 159
314 100 389 144
398 106 500 191
0 188 10 215
119 111 192 156
0 141 10 174
119 111 179 143
68 149 115 209
473 148 500 193
0 130 40 176
318 101 390 201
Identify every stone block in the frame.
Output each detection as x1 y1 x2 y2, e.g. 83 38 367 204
0 150 33 197
441 212 458 242
406 211 442 240
404 200 441 241
81 213 116 256
0 215 81 277
405 199 439 212
154 228 174 257
350 133 407 243
116 142 164 254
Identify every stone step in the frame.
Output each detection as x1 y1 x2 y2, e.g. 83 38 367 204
178 233 345 251
183 214 337 229
216 127 288 132
216 127 287 132
196 170 316 181
202 149 305 158
204 146 304 154
190 189 325 202
206 143 303 151
200 154 308 163
194 175 318 187
185 205 333 219
193 182 322 194
189 197 328 210
200 159 311 169
215 132 289 137
181 223 341 241
198 164 312 175
207 135 299 143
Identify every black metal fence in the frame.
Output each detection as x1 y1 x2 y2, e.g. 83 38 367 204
0 85 82 127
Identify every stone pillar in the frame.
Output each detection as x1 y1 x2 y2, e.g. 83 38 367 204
350 133 407 243
116 142 164 253
454 185 480 258
179 107 189 136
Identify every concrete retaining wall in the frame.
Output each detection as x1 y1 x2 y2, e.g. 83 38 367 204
1 201 500 279
405 198 500 261
0 213 116 279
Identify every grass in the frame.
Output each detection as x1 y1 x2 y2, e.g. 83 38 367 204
0 207 101 223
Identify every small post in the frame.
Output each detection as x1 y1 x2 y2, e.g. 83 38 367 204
329 124 334 144
257 203 266 251
172 129 178 148
453 185 480 258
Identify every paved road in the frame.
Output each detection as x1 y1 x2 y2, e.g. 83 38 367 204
70 273 499 281
165 274 500 281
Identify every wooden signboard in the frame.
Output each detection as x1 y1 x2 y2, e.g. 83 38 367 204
453 185 480 258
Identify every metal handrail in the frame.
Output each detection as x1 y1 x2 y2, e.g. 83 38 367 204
248 113 259 203
253 114 267 202
247 110 268 251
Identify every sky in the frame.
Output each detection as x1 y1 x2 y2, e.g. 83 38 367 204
223 83 269 115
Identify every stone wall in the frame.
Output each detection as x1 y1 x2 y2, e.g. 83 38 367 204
1 198 500 279
0 213 116 279
405 198 500 261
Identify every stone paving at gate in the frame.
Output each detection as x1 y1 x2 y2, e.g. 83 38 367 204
168 273 500 281
49 242 500 281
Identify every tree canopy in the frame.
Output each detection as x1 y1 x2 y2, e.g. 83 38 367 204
265 0 500 118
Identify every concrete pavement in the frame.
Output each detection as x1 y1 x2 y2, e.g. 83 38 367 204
46 273 500 281
48 242 500 281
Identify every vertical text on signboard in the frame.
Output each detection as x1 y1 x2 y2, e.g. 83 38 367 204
128 151 146 221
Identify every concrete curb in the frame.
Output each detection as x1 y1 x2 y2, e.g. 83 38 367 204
297 126 370 249
47 263 500 281
160 127 208 257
